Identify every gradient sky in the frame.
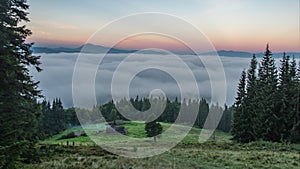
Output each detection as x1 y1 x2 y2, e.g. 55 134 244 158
27 0 299 52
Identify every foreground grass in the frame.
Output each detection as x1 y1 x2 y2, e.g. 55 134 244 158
23 142 300 169
29 122 300 169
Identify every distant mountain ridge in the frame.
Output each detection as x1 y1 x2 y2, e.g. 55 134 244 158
32 43 166 55
201 50 300 58
32 43 136 54
32 44 300 58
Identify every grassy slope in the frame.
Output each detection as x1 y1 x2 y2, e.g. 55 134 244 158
41 122 231 144
26 122 300 169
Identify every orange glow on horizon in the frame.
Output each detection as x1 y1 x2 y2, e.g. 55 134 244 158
28 30 299 53
114 34 193 52
28 34 299 53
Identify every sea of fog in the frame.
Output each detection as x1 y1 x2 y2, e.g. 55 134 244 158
29 53 298 108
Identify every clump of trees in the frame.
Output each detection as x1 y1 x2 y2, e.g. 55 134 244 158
0 0 42 167
79 97 233 132
37 97 233 141
37 99 80 139
232 44 300 143
145 119 163 142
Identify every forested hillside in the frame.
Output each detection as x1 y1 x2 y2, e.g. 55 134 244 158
232 45 300 143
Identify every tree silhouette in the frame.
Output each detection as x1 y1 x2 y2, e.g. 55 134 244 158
145 118 163 142
0 0 42 167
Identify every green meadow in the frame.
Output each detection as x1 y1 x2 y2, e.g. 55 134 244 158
23 121 300 169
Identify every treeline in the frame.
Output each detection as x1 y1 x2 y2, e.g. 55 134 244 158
232 45 300 143
37 99 79 139
37 97 233 139
96 97 232 132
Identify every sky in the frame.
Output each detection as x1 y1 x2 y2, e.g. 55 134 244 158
26 0 300 52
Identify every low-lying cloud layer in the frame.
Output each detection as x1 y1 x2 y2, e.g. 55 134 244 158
30 53 295 108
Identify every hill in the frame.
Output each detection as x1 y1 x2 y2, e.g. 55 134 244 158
40 121 231 145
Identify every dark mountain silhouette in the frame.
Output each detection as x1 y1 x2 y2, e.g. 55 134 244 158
32 44 299 58
200 50 300 58
32 43 136 54
32 43 167 55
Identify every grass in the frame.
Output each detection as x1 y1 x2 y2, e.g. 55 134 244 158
42 121 231 144
27 121 300 169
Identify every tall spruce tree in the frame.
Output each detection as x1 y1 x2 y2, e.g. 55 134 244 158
276 54 298 141
197 98 209 128
0 0 41 167
232 70 250 142
218 104 232 132
290 60 300 143
244 54 257 141
52 98 65 133
256 44 278 141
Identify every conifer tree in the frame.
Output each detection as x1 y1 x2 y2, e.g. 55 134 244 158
0 0 42 167
232 70 251 142
243 55 258 140
52 98 65 133
256 44 278 141
290 61 300 143
218 104 232 132
145 118 163 142
276 54 297 141
197 98 209 128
